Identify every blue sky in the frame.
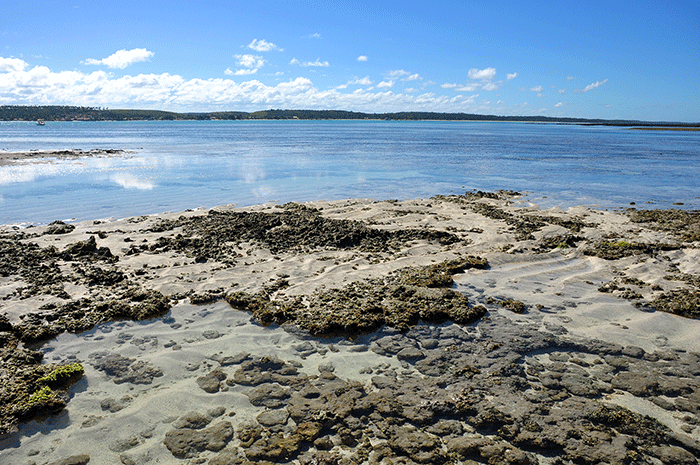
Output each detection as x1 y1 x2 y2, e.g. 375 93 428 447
1 1 698 121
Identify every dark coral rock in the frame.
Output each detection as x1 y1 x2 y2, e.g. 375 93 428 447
148 203 461 261
629 208 700 243
90 353 163 384
650 288 700 318
226 259 487 337
47 455 90 465
196 369 227 393
163 421 234 459
44 220 75 235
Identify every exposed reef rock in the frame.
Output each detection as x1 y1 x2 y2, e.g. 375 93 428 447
160 314 700 464
629 208 700 243
145 202 461 261
2 193 700 463
0 340 84 437
226 258 488 336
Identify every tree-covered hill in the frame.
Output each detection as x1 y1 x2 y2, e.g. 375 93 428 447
1 105 696 127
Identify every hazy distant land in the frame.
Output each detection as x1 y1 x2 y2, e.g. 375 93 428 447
2 105 698 127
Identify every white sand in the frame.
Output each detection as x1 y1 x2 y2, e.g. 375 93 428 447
1 195 699 463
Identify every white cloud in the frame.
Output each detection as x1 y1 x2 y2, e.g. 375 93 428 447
0 57 28 72
357 55 368 62
306 59 329 67
404 73 421 81
456 84 480 92
482 82 499 91
388 69 410 78
566 76 575 81
574 79 608 93
537 93 544 97
557 89 565 94
555 102 564 107
83 48 154 69
530 85 543 92
340 76 373 89
441 83 458 89
0 58 524 113
506 72 518 80
226 68 258 76
468 67 496 80
235 54 265 69
290 58 329 67
248 39 282 52
352 76 372 85
306 33 322 39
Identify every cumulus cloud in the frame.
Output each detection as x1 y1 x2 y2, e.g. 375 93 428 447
248 39 282 52
351 76 372 85
557 89 566 94
306 33 322 39
225 68 258 76
0 57 513 113
0 57 28 72
555 102 564 107
235 54 265 69
377 80 394 88
357 55 368 62
83 48 154 69
574 79 608 93
530 85 543 92
506 72 518 80
290 58 329 67
336 76 372 90
566 76 575 81
404 73 421 81
457 83 480 92
468 67 496 80
482 82 499 91
388 69 410 78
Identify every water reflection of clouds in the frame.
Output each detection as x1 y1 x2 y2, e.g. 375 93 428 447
241 159 266 184
0 162 71 185
252 185 274 199
110 173 155 190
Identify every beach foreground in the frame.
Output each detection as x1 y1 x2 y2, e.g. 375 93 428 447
1 192 700 464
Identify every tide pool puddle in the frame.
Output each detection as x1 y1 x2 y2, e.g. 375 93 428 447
0 300 409 464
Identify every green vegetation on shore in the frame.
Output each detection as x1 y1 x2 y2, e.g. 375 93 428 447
1 105 697 127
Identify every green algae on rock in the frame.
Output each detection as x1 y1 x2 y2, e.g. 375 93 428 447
0 343 85 438
38 362 85 387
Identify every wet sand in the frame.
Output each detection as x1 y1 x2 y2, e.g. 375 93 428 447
1 192 699 464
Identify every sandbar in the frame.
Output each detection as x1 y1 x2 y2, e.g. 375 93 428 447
0 149 129 166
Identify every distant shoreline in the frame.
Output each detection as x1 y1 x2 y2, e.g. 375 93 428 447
1 105 698 127
628 126 700 131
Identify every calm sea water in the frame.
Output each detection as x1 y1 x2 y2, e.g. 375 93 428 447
1 120 698 225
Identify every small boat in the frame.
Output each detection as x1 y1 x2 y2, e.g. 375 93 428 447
37 120 45 126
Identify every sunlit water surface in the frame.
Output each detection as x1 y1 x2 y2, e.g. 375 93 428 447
1 120 698 225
